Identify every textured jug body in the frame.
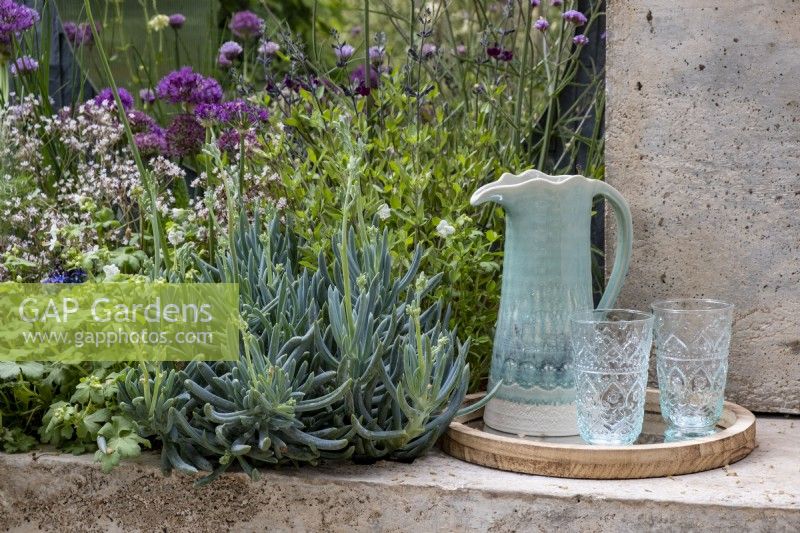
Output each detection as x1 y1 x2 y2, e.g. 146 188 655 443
471 170 633 437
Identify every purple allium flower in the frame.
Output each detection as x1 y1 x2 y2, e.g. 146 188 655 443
550 0 563 6
562 10 588 26
62 21 94 47
455 44 467 56
0 0 39 50
156 67 223 106
139 88 156 104
258 40 280 56
498 49 513 61
573 34 589 46
9 54 37 75
368 45 384 65
168 13 185 29
135 126 167 158
218 41 242 68
217 128 256 154
534 17 550 32
229 10 263 39
195 99 270 127
42 268 87 284
350 64 379 96
530 0 540 6
421 43 437 58
219 40 242 60
94 87 134 111
127 110 157 133
166 113 204 157
334 43 355 65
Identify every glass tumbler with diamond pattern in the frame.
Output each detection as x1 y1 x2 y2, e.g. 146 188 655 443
570 309 654 445
652 299 733 435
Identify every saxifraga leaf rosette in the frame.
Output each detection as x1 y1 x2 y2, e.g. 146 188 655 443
119 213 472 484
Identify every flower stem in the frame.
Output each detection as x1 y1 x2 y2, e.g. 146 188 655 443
84 0 164 277
513 0 533 154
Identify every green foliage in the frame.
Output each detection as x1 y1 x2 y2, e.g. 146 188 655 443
119 213 487 483
94 415 150 473
37 366 146 456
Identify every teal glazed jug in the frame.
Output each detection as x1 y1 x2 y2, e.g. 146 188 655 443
471 170 633 436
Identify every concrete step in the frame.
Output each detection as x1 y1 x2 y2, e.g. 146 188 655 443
0 416 797 532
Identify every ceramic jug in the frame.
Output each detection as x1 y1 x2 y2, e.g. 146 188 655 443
471 169 633 436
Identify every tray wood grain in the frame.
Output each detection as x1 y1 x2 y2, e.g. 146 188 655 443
440 389 756 479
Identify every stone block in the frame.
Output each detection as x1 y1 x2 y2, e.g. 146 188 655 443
606 1 800 413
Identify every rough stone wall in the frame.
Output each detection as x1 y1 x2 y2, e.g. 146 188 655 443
606 1 800 413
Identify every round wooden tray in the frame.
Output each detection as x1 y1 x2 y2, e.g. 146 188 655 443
440 389 756 479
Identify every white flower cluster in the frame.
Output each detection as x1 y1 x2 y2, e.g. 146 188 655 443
0 98 180 280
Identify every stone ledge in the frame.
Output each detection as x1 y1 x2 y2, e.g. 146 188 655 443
0 417 797 532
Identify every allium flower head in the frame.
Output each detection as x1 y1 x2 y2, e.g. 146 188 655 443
9 54 37 75
218 41 242 67
217 128 257 154
534 17 550 32
334 43 355 65
455 44 467 56
63 21 94 47
530 0 540 6
166 113 204 157
573 34 589 46
229 10 263 39
258 40 280 56
135 126 167 158
219 41 242 60
139 88 156 104
0 0 39 49
421 42 437 58
94 87 134 111
127 110 157 133
147 14 170 32
195 99 270 128
168 13 185 29
156 67 223 106
563 10 588 26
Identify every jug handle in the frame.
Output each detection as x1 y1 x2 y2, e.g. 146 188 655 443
593 180 633 309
